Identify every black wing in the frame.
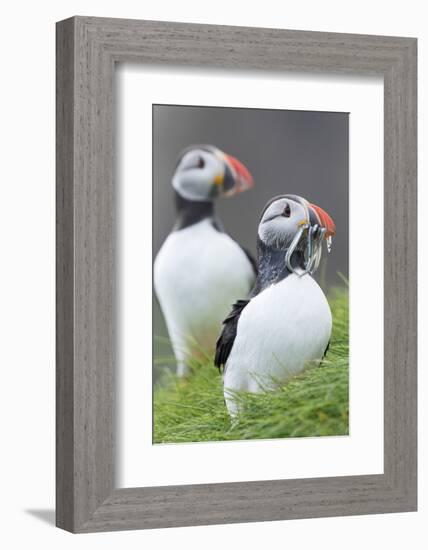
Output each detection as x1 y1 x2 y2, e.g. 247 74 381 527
214 299 250 372
323 340 330 359
211 218 225 233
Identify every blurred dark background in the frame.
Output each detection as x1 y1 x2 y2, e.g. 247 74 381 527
153 104 348 366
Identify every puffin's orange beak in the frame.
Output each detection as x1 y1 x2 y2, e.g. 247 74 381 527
223 154 254 195
309 203 336 238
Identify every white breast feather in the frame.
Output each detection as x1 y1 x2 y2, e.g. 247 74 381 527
223 274 332 412
154 219 255 375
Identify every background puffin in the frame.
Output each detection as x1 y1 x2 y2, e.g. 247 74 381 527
154 145 256 377
215 194 336 416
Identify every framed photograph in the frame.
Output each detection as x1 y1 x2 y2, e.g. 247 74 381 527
56 16 417 532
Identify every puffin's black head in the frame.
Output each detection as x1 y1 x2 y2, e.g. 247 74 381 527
172 145 254 202
258 194 336 250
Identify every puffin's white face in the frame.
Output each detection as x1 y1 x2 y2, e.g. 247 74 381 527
258 195 336 249
258 197 308 248
172 145 254 202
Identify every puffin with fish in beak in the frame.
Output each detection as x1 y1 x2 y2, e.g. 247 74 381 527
214 194 336 416
154 145 256 377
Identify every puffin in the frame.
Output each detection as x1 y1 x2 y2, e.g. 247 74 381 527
214 194 336 416
154 145 256 377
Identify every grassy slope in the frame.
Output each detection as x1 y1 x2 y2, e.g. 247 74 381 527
153 287 349 443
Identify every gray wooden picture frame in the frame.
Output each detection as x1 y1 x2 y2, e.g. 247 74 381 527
56 16 417 533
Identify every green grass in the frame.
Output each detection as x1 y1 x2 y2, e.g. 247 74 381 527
153 287 349 444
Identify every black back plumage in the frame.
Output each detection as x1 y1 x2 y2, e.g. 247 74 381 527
214 299 250 371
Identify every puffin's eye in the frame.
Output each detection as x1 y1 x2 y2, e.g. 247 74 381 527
282 203 291 217
197 156 205 169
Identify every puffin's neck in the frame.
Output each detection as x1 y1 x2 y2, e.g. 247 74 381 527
173 191 215 230
251 238 306 297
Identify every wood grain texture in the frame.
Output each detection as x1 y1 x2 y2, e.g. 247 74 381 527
56 16 417 533
56 18 75 532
